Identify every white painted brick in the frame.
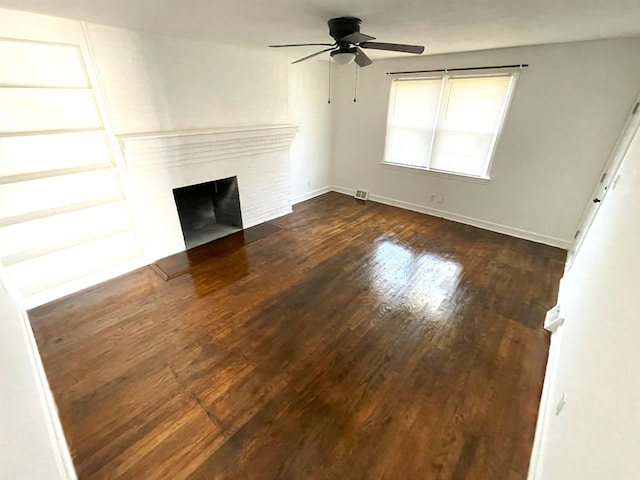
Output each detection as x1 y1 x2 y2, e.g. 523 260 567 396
120 126 297 260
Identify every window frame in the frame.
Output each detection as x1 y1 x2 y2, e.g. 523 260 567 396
381 70 520 182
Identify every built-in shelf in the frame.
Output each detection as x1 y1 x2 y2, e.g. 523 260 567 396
0 194 125 228
1 224 134 266
0 163 114 185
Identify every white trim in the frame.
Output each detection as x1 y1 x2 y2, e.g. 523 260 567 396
527 327 563 480
567 91 640 267
118 124 299 140
0 266 77 479
330 186 570 249
118 125 299 170
1 224 135 266
0 194 125 227
292 186 332 205
80 21 148 277
18 305 77 479
19 255 149 310
380 162 490 184
246 207 293 228
0 163 116 185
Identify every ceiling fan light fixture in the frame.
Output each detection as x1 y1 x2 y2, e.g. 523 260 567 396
331 51 356 65
271 16 425 67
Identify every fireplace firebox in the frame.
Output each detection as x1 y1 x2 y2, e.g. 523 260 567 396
172 176 242 249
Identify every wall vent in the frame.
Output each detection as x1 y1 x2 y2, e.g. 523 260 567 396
354 189 369 201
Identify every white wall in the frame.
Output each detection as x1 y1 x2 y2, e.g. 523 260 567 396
85 24 291 135
330 38 640 247
288 60 333 203
532 112 640 478
0 265 75 479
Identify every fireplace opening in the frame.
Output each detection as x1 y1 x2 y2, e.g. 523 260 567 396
172 176 243 249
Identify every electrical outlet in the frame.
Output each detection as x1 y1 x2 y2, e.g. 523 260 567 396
555 392 567 415
430 195 444 204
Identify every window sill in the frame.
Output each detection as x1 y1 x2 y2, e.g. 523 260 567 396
380 162 490 184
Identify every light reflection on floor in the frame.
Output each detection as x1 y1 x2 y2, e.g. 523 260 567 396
368 239 462 319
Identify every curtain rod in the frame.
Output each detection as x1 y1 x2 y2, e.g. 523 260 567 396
387 63 529 76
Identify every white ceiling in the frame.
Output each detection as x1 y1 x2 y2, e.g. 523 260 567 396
1 0 639 57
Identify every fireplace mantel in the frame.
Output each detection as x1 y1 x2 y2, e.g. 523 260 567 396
118 124 298 170
117 125 298 261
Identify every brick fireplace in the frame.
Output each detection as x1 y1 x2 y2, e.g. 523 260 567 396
118 125 298 261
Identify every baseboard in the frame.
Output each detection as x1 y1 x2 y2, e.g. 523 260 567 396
292 186 332 205
331 185 356 196
20 255 150 311
527 275 568 479
527 326 564 480
21 205 295 311
330 185 570 249
0 267 77 479
244 207 294 228
20 307 78 479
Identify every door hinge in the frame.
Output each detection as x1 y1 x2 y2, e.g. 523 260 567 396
574 230 580 239
600 172 607 183
633 102 639 115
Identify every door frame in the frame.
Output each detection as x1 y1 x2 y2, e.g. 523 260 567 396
567 93 640 267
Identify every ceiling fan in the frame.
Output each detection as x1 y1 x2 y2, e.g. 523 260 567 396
269 16 425 67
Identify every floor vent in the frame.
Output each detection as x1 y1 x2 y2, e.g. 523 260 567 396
354 189 370 201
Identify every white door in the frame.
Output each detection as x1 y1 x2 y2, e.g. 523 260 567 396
567 95 640 266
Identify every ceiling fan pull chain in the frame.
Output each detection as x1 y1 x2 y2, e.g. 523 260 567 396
353 65 358 103
328 60 332 104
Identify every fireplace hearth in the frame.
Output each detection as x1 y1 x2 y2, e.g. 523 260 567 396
172 176 242 249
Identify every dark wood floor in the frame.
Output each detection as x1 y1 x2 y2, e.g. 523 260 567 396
29 192 565 480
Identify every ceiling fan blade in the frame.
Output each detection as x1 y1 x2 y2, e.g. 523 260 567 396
360 42 425 54
269 43 335 48
355 47 373 67
291 47 336 64
340 32 376 44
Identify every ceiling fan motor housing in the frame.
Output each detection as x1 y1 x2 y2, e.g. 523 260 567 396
328 17 362 42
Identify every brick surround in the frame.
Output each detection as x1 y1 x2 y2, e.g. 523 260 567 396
118 125 298 261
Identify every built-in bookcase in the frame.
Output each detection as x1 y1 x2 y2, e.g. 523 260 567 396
0 17 143 307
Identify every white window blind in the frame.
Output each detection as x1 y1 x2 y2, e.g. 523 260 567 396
385 78 441 168
384 73 515 179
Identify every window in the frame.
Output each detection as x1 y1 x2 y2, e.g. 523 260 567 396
383 73 517 179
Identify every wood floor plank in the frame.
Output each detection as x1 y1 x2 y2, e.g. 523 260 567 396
28 192 565 479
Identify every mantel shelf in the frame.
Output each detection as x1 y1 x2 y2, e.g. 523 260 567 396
118 124 299 141
118 124 299 170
